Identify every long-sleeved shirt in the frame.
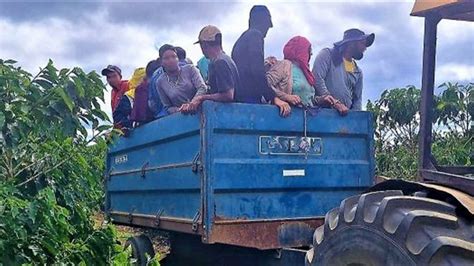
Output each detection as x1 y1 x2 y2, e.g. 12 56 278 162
231 28 276 104
266 59 315 107
265 58 293 100
148 67 166 118
111 80 129 113
312 48 363 110
156 65 207 114
130 79 154 123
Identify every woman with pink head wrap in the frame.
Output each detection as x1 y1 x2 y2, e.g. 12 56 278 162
266 36 340 110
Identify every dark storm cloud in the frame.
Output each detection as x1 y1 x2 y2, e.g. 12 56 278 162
0 0 240 71
1 0 472 105
0 1 237 28
0 1 98 21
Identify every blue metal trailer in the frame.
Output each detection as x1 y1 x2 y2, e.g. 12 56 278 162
98 1 474 264
105 102 375 264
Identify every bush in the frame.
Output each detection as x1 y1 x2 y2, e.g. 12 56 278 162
369 83 472 180
0 59 152 264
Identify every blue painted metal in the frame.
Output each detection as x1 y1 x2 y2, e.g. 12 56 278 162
105 101 375 249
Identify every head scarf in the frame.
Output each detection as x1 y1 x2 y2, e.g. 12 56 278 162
283 36 315 86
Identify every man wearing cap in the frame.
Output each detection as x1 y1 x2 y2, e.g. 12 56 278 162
231 5 291 117
180 25 239 114
101 65 129 113
312 29 375 115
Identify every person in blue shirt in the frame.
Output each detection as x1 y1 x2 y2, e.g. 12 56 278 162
196 56 210 82
148 57 167 119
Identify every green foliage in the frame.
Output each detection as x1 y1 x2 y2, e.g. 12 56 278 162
0 59 108 149
373 85 420 146
432 133 472 166
370 83 473 179
435 82 473 135
0 59 144 264
374 145 419 180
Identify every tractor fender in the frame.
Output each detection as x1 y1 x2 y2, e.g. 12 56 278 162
368 179 474 215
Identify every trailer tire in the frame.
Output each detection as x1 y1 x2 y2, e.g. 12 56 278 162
125 234 155 266
305 190 474 266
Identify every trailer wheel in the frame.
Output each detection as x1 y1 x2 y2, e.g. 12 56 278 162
305 190 474 266
125 234 155 265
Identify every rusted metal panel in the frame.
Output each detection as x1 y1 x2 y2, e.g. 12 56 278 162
109 211 203 235
421 169 474 197
369 179 474 215
436 165 474 176
106 102 374 250
418 14 440 181
375 175 390 184
412 0 459 15
203 103 374 250
413 1 473 207
208 218 324 250
411 0 474 21
422 181 474 214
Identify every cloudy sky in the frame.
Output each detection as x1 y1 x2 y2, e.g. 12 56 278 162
1 0 473 117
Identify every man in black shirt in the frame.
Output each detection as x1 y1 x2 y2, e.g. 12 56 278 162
180 25 238 114
231 5 291 117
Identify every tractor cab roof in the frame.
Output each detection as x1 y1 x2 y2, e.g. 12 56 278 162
411 0 474 21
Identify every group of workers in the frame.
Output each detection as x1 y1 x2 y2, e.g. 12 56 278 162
101 5 375 132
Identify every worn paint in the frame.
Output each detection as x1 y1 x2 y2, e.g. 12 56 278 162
210 218 324 250
105 102 375 249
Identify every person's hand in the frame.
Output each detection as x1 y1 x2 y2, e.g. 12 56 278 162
179 96 202 114
264 56 278 69
322 95 337 106
285 95 302 106
178 103 190 113
186 101 200 114
274 97 291 117
333 100 349 116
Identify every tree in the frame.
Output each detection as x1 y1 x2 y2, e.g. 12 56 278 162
0 59 143 264
435 82 473 137
369 83 472 180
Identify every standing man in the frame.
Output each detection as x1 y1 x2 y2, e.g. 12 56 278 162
101 65 129 114
180 25 238 114
231 5 291 117
312 28 375 115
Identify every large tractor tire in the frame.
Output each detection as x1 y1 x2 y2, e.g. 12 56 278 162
305 190 474 266
125 234 156 266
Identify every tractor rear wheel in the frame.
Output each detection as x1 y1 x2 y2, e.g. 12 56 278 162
305 190 474 266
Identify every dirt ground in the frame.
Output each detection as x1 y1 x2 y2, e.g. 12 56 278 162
93 212 171 257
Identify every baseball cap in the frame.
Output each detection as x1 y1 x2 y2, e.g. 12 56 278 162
194 25 222 44
101 65 122 76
